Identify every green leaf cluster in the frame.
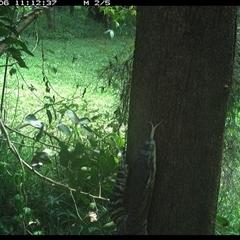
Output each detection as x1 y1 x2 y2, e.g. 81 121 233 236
1 96 125 234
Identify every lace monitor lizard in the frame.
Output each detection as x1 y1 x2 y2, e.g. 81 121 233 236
108 122 161 235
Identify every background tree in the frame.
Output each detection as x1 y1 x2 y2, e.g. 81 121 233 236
45 7 56 30
69 6 74 15
125 6 237 234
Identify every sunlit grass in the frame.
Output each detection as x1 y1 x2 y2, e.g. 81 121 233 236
20 37 134 86
0 37 134 127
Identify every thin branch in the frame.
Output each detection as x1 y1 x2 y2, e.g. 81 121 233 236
4 124 60 150
0 117 75 191
0 55 9 119
70 190 83 221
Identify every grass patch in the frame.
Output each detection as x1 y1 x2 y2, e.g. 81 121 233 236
22 37 134 86
0 37 134 126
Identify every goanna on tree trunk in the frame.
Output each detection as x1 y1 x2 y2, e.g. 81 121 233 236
125 6 237 235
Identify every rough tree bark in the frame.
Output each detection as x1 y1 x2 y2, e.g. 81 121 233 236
125 6 237 234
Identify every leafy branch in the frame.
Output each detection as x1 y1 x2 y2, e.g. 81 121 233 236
0 118 110 201
0 6 51 57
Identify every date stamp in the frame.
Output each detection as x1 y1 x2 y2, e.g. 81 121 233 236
0 0 9 5
3 0 111 6
15 0 57 5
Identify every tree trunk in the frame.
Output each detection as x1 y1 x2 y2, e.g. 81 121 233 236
69 6 74 15
45 8 56 31
45 8 53 30
125 6 237 235
53 7 56 31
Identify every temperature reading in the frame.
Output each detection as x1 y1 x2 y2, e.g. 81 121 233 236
94 0 110 6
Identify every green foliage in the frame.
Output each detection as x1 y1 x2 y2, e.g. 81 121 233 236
0 6 132 235
99 6 136 39
87 6 136 38
0 7 33 69
0 88 125 234
22 7 104 40
216 12 240 235
99 6 136 27
97 42 134 126
21 6 135 41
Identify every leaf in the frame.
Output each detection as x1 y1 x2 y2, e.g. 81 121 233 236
7 47 28 68
91 114 102 122
16 58 28 68
109 30 114 39
104 30 111 34
4 25 19 37
0 27 10 37
45 81 50 93
22 207 33 222
3 37 33 56
0 17 14 24
29 84 37 92
0 7 13 17
7 47 21 57
31 161 43 168
32 150 52 166
88 167 99 186
89 202 96 210
97 156 107 173
75 172 86 188
81 125 95 137
45 48 55 54
97 154 115 177
65 109 80 124
36 147 57 158
35 126 44 141
50 67 57 74
216 215 230 227
115 21 119 28
104 29 114 39
59 142 70 167
102 181 114 192
46 109 53 125
111 133 125 149
44 95 55 103
71 219 84 235
89 137 97 148
78 117 90 125
114 156 119 164
57 123 71 135
9 68 16 76
107 155 116 173
24 114 43 129
102 221 116 228
81 166 91 172
76 192 90 205
69 142 85 160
